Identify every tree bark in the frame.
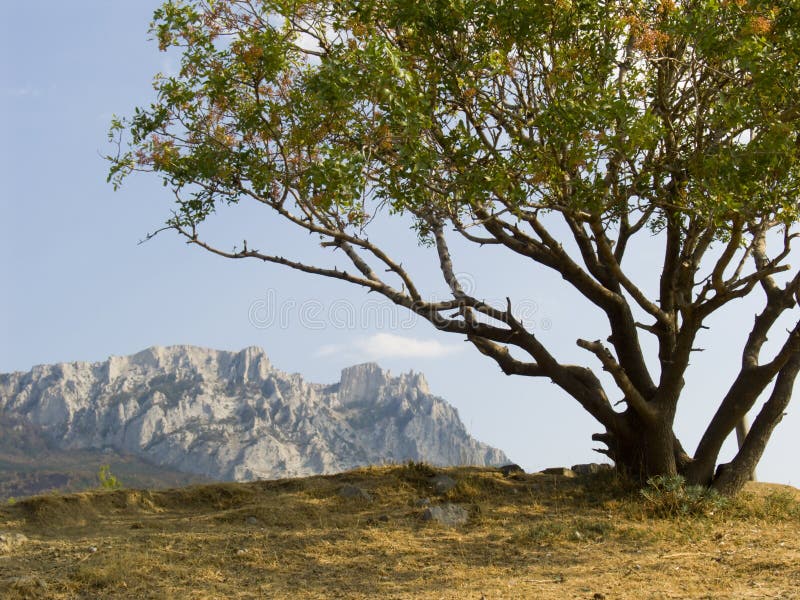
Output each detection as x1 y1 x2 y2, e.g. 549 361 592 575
685 369 774 485
713 353 800 495
596 410 679 481
735 416 756 482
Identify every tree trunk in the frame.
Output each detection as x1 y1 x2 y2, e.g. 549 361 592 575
713 353 800 495
684 370 773 486
734 416 756 482
597 411 678 481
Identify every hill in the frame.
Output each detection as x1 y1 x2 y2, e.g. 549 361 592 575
0 413 211 500
1 466 798 599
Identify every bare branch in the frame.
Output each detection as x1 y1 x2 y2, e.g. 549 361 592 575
470 335 620 430
433 223 467 299
588 218 671 327
710 217 743 292
577 338 657 424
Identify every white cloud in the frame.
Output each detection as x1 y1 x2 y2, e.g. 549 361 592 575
317 333 463 360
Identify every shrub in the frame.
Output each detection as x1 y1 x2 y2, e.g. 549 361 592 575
97 465 122 491
639 475 728 518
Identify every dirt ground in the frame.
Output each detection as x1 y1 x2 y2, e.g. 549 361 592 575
1 465 798 599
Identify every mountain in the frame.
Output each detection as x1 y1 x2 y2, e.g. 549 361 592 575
0 346 508 482
0 411 211 500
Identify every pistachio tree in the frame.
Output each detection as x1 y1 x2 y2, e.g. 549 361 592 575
109 0 800 494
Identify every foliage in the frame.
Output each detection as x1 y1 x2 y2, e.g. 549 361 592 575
639 475 729 518
109 0 800 494
109 0 800 226
97 465 122 491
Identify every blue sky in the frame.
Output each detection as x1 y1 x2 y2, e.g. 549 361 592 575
2 1 799 486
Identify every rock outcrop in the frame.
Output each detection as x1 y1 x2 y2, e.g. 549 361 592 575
0 346 508 481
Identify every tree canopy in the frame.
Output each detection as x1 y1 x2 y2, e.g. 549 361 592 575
109 0 800 494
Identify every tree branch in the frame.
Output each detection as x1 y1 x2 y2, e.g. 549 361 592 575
577 338 657 424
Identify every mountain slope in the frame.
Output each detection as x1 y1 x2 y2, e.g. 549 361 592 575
0 346 508 481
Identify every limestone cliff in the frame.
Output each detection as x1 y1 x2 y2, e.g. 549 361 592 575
0 346 508 481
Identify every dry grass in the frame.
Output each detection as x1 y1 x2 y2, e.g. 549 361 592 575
0 465 798 599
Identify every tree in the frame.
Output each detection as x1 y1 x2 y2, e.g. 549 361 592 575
108 0 800 495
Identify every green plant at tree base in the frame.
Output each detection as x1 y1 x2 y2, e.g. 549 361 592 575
98 465 122 491
640 475 729 518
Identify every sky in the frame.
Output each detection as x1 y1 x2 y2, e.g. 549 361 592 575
1 1 799 486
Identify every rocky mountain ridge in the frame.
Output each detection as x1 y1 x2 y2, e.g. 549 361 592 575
0 346 508 481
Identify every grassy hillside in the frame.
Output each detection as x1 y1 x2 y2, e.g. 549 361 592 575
0 465 798 599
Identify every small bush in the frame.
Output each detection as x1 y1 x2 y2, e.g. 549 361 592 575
639 475 728 518
401 461 437 478
97 465 122 491
394 461 438 487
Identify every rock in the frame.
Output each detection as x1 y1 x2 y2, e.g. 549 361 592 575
541 467 577 477
338 484 372 502
499 463 525 477
337 363 389 405
88 546 98 553
413 498 431 508
571 463 612 476
430 474 457 494
421 503 469 527
378 514 390 522
245 516 259 525
0 532 28 553
0 345 510 482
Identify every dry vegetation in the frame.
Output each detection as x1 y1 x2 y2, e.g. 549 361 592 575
0 465 798 599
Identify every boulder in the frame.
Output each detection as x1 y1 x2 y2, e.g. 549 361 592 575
541 467 577 477
430 474 458 494
499 463 525 477
338 484 373 502
420 503 469 527
571 463 612 476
